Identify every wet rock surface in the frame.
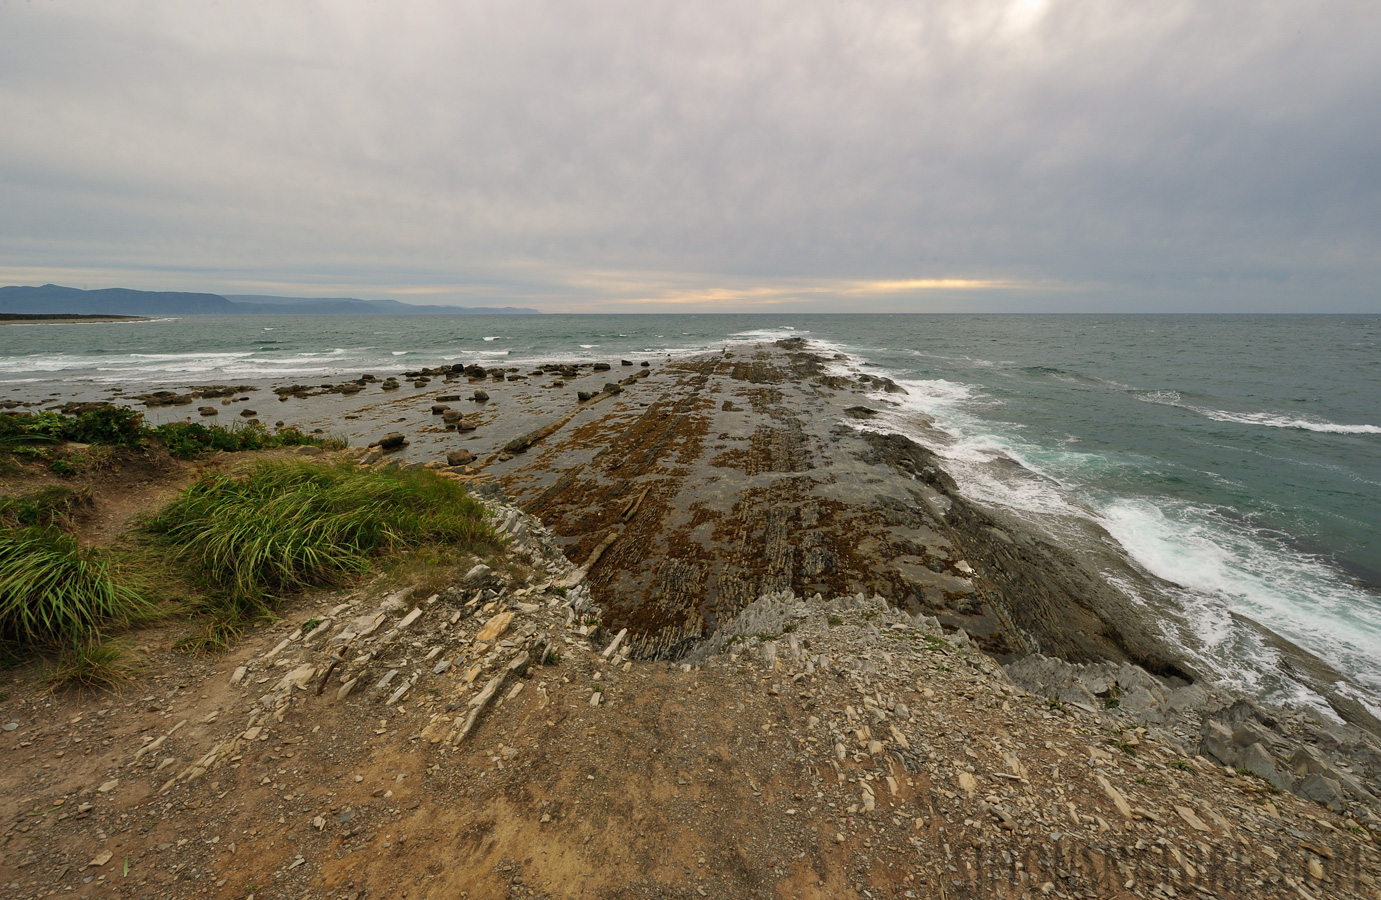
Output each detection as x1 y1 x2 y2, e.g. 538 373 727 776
485 343 1191 678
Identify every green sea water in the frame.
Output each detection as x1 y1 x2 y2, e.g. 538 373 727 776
4 313 1379 706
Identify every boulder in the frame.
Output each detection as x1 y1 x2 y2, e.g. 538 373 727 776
621 359 633 366
378 432 408 451
1298 773 1345 810
441 409 465 425
603 383 623 395
473 390 489 402
446 449 477 467
198 406 218 417
1165 684 1209 714
577 391 593 403
1200 720 1240 767
240 408 258 417
1241 742 1293 792
1118 686 1159 715
430 404 451 415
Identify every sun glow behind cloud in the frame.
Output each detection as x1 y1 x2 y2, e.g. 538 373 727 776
565 272 1032 311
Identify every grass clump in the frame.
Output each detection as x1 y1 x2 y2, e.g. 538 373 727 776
47 639 137 690
147 460 500 619
0 527 152 646
172 611 245 654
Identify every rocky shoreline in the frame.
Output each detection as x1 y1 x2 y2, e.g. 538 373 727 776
5 337 1381 896
3 465 1379 897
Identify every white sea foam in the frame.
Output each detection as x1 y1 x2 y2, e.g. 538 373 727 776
1098 498 1381 695
727 327 810 343
1192 408 1381 434
838 355 1381 706
1137 390 1380 434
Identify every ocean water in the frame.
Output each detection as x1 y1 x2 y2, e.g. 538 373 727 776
4 313 1379 708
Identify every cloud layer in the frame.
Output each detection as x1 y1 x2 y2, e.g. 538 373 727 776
2 1 1378 311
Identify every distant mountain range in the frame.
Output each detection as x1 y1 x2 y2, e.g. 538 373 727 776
0 285 542 316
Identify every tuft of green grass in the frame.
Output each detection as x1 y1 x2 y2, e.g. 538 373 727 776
47 639 136 689
827 615 844 627
0 527 153 646
147 460 499 618
173 611 245 654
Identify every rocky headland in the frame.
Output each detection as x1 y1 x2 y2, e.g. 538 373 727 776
2 339 1379 898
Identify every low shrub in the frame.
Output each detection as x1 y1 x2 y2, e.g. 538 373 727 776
150 420 340 459
1 405 342 461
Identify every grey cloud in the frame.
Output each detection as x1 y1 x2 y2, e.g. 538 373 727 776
1 0 1378 310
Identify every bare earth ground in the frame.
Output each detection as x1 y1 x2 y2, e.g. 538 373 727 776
2 344 1380 899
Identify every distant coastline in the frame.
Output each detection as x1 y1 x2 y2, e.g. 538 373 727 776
0 284 543 317
0 312 152 325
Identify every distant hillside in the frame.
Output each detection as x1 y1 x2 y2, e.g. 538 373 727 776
0 285 541 316
0 284 237 316
224 295 541 315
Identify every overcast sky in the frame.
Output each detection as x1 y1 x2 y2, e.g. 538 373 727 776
1 1 1378 312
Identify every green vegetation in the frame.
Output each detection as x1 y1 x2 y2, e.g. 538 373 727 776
150 420 340 460
1 450 499 683
827 615 844 627
146 460 500 619
1169 759 1193 773
0 406 143 448
47 639 137 689
0 486 89 528
0 527 152 647
0 404 341 463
